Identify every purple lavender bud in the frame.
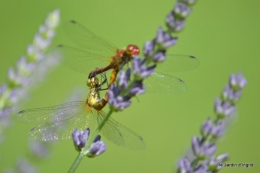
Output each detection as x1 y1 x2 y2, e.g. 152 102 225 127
191 137 201 157
108 84 132 111
211 121 224 139
133 56 156 80
72 128 90 152
229 72 247 91
192 137 216 159
110 95 131 111
143 40 156 58
166 12 185 32
8 90 18 105
8 68 22 87
39 25 55 38
208 154 229 171
174 2 192 18
16 57 35 75
27 45 44 62
177 158 192 173
214 98 236 118
203 143 216 157
34 33 51 50
130 80 146 95
224 88 240 102
118 68 131 89
216 153 229 162
193 163 208 173
200 118 213 138
125 68 131 80
153 50 166 62
156 27 178 50
45 9 60 29
222 84 232 96
86 135 106 158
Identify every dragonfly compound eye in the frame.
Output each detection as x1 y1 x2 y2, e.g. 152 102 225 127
126 44 140 56
87 77 100 88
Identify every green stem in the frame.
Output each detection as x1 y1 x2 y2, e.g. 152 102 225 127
84 109 114 149
67 108 114 173
68 152 84 173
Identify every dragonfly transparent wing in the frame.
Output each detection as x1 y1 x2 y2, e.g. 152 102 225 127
95 110 145 150
144 72 186 94
16 101 98 141
57 45 111 74
156 54 200 74
29 110 98 141
56 20 119 75
15 101 87 124
63 20 118 54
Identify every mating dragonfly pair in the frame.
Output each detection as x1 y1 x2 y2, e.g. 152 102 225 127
16 20 199 150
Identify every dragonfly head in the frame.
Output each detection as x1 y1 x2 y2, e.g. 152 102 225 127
87 76 100 88
126 44 140 56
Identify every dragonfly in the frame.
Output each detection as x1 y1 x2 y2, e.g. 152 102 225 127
57 20 200 95
15 72 145 150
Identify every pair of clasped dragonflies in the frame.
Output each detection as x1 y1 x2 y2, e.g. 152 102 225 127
15 20 199 150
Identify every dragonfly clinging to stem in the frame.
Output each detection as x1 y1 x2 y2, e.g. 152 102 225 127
57 20 200 95
16 72 145 150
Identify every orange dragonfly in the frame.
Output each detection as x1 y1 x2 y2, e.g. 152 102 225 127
57 20 199 95
16 72 145 150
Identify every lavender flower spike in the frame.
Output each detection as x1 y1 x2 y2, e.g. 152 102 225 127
177 72 247 173
106 0 197 112
222 72 247 104
0 9 60 139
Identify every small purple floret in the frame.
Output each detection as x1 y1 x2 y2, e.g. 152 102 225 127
174 2 192 18
166 12 185 32
87 135 107 158
133 56 156 79
177 158 192 173
201 118 213 138
156 27 178 49
72 128 90 151
108 84 132 111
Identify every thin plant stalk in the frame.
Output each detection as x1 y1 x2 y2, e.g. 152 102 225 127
68 109 113 173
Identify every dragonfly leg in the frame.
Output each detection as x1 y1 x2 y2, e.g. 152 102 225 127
88 64 114 78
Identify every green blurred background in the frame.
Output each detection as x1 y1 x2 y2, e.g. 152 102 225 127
0 0 259 172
